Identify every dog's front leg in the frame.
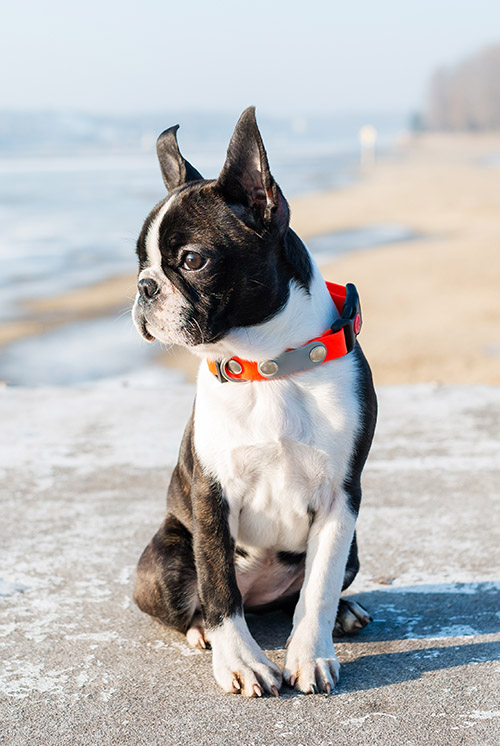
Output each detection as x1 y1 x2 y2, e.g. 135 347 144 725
191 469 282 697
284 493 356 694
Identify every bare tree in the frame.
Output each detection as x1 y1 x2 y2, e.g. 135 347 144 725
425 44 500 130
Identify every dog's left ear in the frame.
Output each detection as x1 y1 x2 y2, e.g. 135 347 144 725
217 107 289 234
156 125 203 193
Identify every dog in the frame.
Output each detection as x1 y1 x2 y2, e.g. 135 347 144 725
132 107 377 697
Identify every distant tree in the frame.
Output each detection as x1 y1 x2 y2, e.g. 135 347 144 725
425 44 500 130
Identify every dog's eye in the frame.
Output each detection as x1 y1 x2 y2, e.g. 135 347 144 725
181 251 206 271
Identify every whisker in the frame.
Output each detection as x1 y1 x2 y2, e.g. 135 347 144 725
192 317 205 344
117 307 133 319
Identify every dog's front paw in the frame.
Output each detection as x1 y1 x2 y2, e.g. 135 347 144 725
208 615 282 698
284 623 340 694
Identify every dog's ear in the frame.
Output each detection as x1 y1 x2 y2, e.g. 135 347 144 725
217 107 289 233
156 125 203 193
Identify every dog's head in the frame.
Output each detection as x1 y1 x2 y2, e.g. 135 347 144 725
132 107 312 352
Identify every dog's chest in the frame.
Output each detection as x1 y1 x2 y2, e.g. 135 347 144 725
194 361 360 552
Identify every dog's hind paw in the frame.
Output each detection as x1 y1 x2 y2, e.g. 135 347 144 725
333 598 372 637
186 615 210 649
186 624 209 650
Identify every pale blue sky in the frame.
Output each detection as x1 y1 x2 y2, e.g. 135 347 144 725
1 0 499 116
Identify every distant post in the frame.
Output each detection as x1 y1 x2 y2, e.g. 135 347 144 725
359 125 377 168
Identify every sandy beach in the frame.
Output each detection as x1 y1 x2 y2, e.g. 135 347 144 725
3 132 500 385
297 133 500 385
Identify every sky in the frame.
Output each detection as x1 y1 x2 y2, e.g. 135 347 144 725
1 0 500 117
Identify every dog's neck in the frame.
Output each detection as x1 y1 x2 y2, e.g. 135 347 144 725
192 258 338 362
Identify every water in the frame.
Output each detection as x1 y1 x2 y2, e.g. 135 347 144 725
0 313 151 386
307 224 419 263
0 109 408 319
0 154 161 321
0 109 409 384
0 222 421 386
0 150 360 321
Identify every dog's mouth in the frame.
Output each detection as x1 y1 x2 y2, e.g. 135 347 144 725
140 316 156 343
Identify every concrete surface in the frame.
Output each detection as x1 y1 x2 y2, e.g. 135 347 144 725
1 381 499 745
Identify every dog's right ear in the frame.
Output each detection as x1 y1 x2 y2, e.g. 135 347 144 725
156 126 203 193
216 107 289 235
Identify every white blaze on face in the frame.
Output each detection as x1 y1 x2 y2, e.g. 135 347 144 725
143 196 175 273
132 193 195 346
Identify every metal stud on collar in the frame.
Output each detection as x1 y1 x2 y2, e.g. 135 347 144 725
309 343 327 363
225 359 243 375
257 360 279 377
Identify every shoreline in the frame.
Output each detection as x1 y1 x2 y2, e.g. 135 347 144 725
2 132 500 385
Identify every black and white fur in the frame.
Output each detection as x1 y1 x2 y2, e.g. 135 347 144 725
132 108 377 697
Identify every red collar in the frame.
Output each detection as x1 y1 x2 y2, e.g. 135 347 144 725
207 281 362 383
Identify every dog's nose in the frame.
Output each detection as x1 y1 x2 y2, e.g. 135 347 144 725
138 278 160 300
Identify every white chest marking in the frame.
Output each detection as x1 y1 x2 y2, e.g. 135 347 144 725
193 266 360 554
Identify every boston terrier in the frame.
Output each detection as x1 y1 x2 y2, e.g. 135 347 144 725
132 107 377 697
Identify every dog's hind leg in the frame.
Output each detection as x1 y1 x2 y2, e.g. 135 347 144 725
134 513 199 634
342 531 360 591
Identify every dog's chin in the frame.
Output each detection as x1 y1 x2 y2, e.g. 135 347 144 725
134 313 195 349
133 302 226 352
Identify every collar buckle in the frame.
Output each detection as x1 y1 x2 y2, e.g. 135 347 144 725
329 282 362 353
214 359 248 383
214 360 228 383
